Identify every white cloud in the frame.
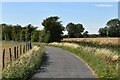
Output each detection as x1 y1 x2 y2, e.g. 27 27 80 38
95 4 113 7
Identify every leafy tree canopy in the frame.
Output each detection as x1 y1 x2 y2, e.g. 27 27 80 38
66 22 84 38
98 18 120 37
42 16 64 43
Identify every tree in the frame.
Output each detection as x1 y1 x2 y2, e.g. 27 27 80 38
42 16 64 43
25 24 37 41
20 28 26 42
107 18 120 37
98 27 108 37
2 24 14 41
98 18 120 37
83 31 89 37
12 24 22 41
66 23 75 38
1 23 39 42
75 24 84 37
31 30 40 42
66 22 84 38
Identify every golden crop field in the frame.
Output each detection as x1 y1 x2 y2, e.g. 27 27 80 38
63 38 120 44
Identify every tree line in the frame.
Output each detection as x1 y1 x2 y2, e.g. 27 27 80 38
98 18 120 37
1 16 120 43
1 24 40 42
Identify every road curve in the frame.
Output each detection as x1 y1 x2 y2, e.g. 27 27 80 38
31 46 96 78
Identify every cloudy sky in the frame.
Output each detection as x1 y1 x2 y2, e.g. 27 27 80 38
1 2 118 34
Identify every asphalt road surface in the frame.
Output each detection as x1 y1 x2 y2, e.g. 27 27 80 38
31 46 96 79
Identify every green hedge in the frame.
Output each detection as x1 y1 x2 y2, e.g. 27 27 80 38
2 44 45 80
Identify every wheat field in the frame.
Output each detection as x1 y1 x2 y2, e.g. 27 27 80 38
63 38 119 44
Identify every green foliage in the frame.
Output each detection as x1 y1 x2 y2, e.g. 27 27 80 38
98 18 120 37
66 22 84 38
39 30 46 42
98 27 108 37
41 16 64 43
1 23 39 42
2 44 45 80
31 30 41 42
83 31 89 37
25 24 37 41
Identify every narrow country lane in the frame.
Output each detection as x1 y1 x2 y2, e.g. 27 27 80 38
31 46 97 79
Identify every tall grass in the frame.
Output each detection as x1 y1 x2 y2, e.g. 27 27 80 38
63 38 120 52
2 43 45 80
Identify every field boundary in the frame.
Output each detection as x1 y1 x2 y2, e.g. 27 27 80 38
2 42 32 69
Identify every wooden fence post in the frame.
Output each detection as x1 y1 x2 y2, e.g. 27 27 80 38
17 46 18 58
9 48 12 62
30 42 32 49
20 45 22 55
2 49 5 69
28 43 29 50
23 45 25 53
14 47 16 60
24 45 26 53
28 43 29 51
26 44 27 52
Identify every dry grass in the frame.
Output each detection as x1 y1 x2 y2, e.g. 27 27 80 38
49 42 119 78
1 42 27 68
63 38 119 44
49 42 119 63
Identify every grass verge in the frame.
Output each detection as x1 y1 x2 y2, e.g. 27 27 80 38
49 43 119 80
2 43 45 80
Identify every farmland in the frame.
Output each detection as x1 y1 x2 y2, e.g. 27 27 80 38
1 2 120 79
63 38 119 44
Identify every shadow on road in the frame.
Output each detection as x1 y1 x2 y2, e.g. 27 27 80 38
29 52 53 80
35 53 51 73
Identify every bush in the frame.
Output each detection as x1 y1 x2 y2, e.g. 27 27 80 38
2 44 45 80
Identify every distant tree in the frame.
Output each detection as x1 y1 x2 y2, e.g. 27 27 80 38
25 24 37 41
107 18 120 37
63 35 68 38
89 34 98 38
66 23 75 38
12 24 22 41
2 24 14 41
98 18 120 37
75 24 84 37
20 28 26 42
42 16 64 43
39 29 46 42
98 27 108 37
31 30 40 42
66 22 84 38
83 31 89 37
1 23 39 42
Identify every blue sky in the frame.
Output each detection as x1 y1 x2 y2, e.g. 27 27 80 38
1 2 118 34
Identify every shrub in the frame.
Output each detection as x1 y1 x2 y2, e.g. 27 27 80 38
2 44 45 80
